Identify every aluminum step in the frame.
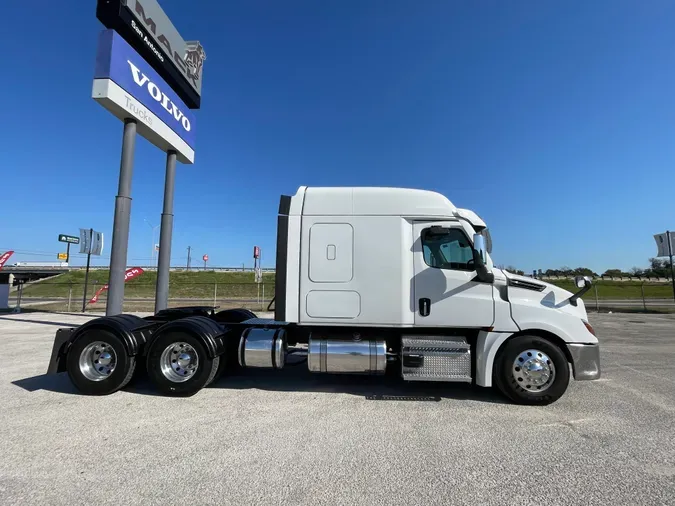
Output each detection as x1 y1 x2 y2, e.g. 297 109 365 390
401 336 471 383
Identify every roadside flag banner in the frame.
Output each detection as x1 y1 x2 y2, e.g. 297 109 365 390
89 267 144 304
0 251 14 270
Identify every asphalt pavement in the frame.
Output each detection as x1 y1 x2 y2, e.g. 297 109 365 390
1 311 674 505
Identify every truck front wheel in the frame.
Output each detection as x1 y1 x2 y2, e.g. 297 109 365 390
146 332 220 396
66 330 137 395
493 335 570 405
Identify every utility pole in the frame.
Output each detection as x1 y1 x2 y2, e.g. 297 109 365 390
186 246 191 271
144 218 160 267
668 231 675 303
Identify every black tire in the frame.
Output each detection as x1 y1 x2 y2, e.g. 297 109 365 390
146 331 219 396
66 330 136 395
493 335 570 405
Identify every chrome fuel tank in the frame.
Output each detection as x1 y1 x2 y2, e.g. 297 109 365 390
307 336 386 374
238 327 287 369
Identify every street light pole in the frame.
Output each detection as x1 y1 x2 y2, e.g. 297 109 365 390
144 218 160 267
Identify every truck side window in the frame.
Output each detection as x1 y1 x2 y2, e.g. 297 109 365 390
421 228 474 271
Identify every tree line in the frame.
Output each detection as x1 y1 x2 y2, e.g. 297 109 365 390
503 258 674 279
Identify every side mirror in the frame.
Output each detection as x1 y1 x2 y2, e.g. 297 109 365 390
473 234 487 264
569 276 592 306
574 275 591 289
472 233 494 284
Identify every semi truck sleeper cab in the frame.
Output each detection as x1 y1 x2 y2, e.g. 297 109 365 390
46 186 600 405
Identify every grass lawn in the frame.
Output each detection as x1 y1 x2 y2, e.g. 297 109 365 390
21 270 275 300
19 271 672 301
545 279 673 300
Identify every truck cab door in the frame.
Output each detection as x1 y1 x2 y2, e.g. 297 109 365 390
413 222 495 328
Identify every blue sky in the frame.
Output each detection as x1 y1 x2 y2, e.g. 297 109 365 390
2 0 674 274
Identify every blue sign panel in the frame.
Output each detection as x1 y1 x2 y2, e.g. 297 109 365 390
95 29 196 149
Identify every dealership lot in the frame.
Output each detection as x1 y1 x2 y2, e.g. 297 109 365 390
1 311 674 505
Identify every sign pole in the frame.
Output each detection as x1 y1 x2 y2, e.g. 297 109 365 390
66 243 70 264
82 228 93 312
106 118 137 316
155 150 177 313
668 230 675 303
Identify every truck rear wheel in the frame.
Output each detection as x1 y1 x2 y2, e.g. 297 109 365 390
66 330 136 395
494 335 569 405
146 332 219 396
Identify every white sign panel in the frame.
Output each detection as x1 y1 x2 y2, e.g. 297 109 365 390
654 232 675 257
79 229 105 256
79 229 91 254
91 231 104 256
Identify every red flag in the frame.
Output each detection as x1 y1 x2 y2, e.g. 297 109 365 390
89 267 144 304
0 251 14 271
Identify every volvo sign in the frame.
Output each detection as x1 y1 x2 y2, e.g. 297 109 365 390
93 29 196 163
93 0 205 315
96 0 205 109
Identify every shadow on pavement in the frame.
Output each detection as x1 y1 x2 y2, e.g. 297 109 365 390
14 364 508 404
128 366 508 404
12 373 80 395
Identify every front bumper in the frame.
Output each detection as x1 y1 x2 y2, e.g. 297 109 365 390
566 343 601 381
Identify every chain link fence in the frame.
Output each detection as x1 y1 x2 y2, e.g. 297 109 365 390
584 281 675 312
10 282 275 313
8 279 675 313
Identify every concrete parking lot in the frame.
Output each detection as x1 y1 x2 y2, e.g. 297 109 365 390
1 311 674 505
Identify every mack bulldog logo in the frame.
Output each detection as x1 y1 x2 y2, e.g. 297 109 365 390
184 41 206 81
132 0 205 89
127 60 191 132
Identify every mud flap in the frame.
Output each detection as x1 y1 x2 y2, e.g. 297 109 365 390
46 328 74 375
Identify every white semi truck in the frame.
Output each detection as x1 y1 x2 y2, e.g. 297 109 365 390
46 187 600 405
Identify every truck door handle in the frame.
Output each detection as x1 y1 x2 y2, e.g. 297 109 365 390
419 298 430 317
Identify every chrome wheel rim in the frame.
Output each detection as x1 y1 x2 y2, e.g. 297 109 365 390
79 341 117 381
512 349 555 392
160 342 199 383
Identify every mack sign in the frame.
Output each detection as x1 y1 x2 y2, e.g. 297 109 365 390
96 0 205 109
93 29 196 164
